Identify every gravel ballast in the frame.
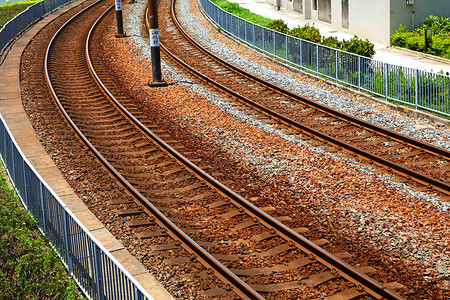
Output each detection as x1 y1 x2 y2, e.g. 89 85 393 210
99 0 450 297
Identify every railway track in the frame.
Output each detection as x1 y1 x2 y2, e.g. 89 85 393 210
157 0 450 199
28 0 408 299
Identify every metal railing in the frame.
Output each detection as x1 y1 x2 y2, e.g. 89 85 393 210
200 0 450 117
0 115 154 300
0 0 71 55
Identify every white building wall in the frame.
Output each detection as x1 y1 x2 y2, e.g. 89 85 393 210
348 0 391 45
279 0 392 45
330 0 341 29
265 0 449 47
306 0 319 23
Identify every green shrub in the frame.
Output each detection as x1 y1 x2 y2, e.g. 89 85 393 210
391 26 426 52
431 34 450 56
267 19 290 34
390 24 409 47
391 16 450 59
422 15 450 35
444 51 450 60
341 36 375 57
404 33 424 52
220 1 242 14
322 36 342 49
290 23 322 43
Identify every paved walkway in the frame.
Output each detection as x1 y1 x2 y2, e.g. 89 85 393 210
230 0 450 75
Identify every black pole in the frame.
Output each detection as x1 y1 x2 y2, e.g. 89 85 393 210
115 0 125 37
148 0 167 86
424 28 431 54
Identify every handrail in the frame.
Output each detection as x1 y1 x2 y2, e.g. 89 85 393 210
0 114 154 299
1 0 73 57
199 0 450 118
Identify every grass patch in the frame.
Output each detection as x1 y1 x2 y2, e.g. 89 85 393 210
210 0 273 27
0 0 40 29
0 165 85 299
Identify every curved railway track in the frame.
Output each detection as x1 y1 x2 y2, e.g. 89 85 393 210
156 0 450 199
35 0 408 299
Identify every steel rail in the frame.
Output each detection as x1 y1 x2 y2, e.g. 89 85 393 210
149 2 405 299
44 3 262 299
174 7 450 160
161 0 450 195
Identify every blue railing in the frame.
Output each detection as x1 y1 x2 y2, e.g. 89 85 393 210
200 0 450 117
0 115 154 300
0 0 70 55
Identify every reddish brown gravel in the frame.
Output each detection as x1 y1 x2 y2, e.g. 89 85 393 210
19 0 450 298
109 0 450 297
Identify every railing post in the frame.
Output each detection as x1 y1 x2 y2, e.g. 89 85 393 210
135 287 144 300
357 56 361 90
63 210 74 273
415 68 419 110
262 28 265 52
385 63 389 101
285 34 288 63
244 20 247 42
253 23 255 48
22 160 28 208
9 139 14 188
335 49 338 82
300 40 302 68
39 182 47 233
93 243 105 300
118 267 125 297
273 31 276 57
316 43 319 75
0 123 3 159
